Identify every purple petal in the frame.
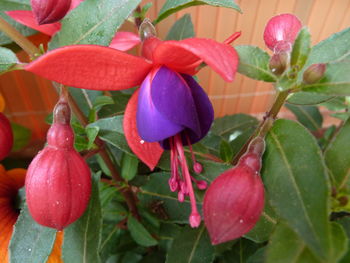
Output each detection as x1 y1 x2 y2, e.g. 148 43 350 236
137 70 184 142
151 66 201 137
182 74 214 145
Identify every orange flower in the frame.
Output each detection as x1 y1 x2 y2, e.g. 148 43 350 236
0 164 62 262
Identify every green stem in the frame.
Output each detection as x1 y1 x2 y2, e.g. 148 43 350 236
231 90 289 164
0 16 39 58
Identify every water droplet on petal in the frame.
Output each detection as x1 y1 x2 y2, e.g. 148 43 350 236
140 140 145 144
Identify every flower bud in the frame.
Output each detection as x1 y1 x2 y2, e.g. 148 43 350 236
303 63 326 84
25 99 91 230
269 51 289 75
264 13 302 53
203 137 265 245
0 113 13 161
31 0 72 25
139 18 156 42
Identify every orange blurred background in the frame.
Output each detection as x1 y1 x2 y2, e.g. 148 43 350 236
0 0 347 142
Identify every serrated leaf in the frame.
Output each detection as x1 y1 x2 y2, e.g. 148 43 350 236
306 27 350 68
325 118 350 190
235 45 276 82
0 0 30 10
9 206 57 263
127 215 158 247
156 0 240 24
49 0 142 49
121 153 139 181
287 92 335 105
262 119 331 260
0 47 18 72
62 173 102 263
166 226 214 263
301 60 350 95
291 27 311 69
11 122 31 151
166 14 195 41
285 104 323 131
139 173 200 223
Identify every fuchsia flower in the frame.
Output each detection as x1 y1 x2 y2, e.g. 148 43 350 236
263 13 302 53
24 21 239 227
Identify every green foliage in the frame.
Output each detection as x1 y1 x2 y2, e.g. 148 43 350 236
291 27 311 69
9 206 57 263
0 0 30 11
235 45 277 82
0 46 17 72
156 0 240 24
166 14 195 40
285 103 323 131
11 122 31 151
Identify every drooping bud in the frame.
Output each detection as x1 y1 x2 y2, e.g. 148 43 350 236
269 51 289 75
302 63 326 84
0 113 13 161
203 137 265 245
25 98 91 230
263 13 302 53
139 18 156 42
31 0 72 25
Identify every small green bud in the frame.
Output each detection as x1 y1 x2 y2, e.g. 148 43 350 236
303 63 326 84
139 18 156 41
269 51 288 76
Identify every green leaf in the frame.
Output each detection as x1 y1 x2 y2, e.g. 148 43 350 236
93 96 115 111
291 27 311 69
306 27 350 67
337 217 350 263
11 123 31 151
219 140 233 162
69 88 103 116
220 238 260 263
85 126 99 149
127 215 158 247
301 60 350 96
9 206 57 263
166 226 214 263
62 173 103 263
325 118 350 190
49 0 142 49
287 92 335 105
285 104 323 131
0 46 18 72
139 173 200 223
266 222 347 263
0 0 30 10
211 114 258 140
87 116 133 155
244 202 277 243
166 14 195 40
121 153 139 181
156 0 240 24
235 45 276 82
263 119 331 260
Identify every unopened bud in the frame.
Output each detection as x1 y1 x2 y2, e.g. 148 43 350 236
303 63 326 84
31 0 72 25
193 162 203 174
269 51 288 75
139 18 156 41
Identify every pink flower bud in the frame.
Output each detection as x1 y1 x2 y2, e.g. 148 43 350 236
31 0 72 25
269 51 289 75
264 13 302 53
303 63 326 84
203 137 265 245
189 212 201 228
25 99 91 230
193 162 203 174
0 113 13 161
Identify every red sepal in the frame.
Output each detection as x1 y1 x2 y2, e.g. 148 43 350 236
6 10 60 36
25 45 152 90
123 90 163 170
109 32 141 51
153 38 239 82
